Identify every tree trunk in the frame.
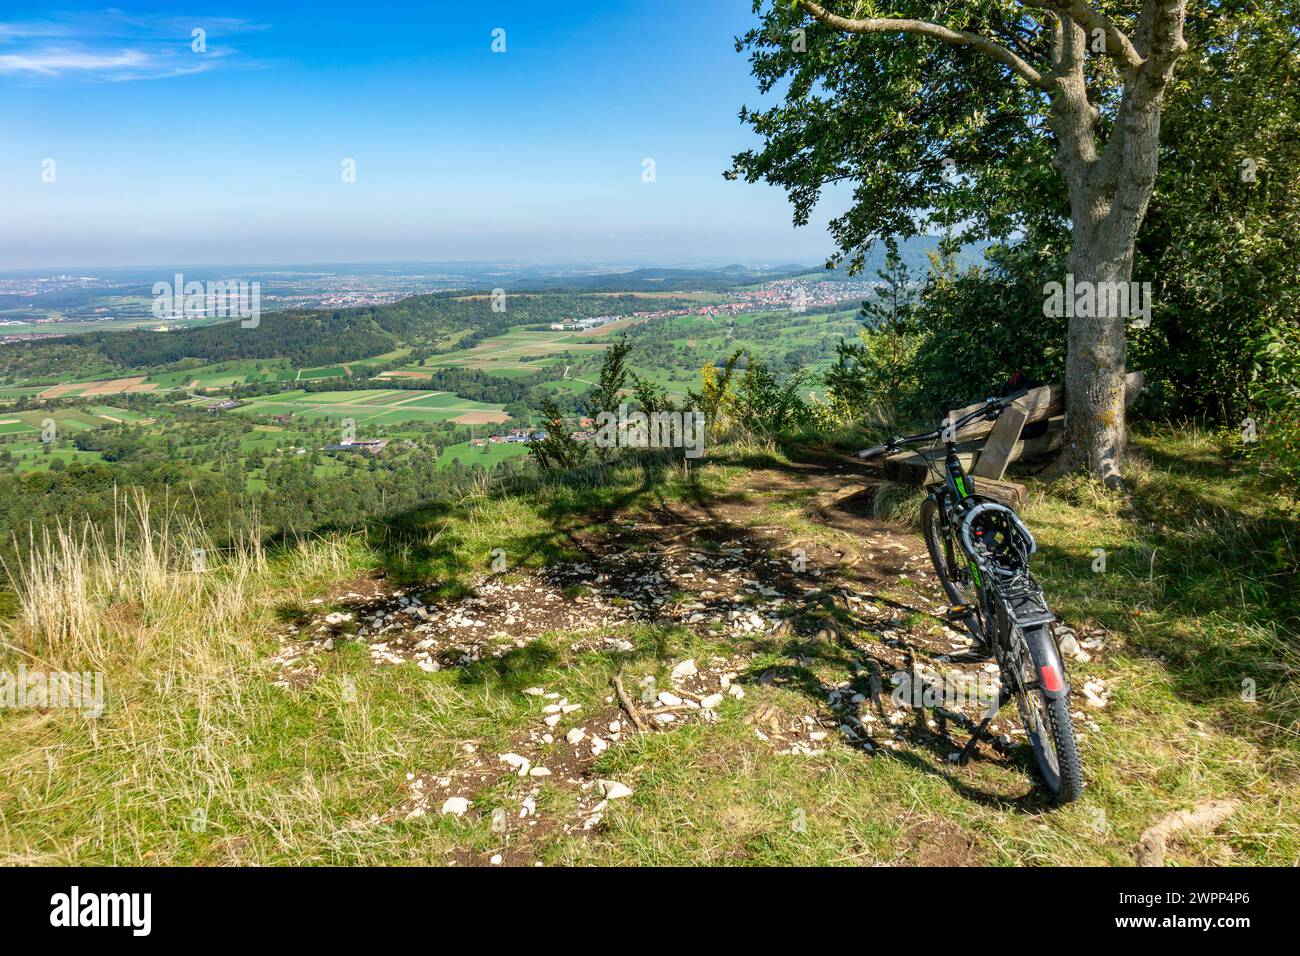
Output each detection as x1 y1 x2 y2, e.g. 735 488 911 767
1043 3 1186 486
1050 61 1169 485
1057 236 1133 486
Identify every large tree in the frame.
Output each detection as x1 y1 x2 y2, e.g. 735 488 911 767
729 1 1189 485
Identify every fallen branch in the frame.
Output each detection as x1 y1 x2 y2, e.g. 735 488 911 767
613 673 647 732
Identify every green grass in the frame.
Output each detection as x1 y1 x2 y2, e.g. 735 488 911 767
148 359 294 388
0 426 1294 865
232 388 509 426
87 405 148 422
436 440 531 470
297 366 349 380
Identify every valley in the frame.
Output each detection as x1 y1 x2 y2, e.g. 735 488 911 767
0 278 872 562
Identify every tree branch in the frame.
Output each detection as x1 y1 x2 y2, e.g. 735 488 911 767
1020 1 1143 74
1047 16 1100 185
796 1 1051 91
1138 0 1189 82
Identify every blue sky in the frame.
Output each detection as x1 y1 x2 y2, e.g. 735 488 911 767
0 2 849 269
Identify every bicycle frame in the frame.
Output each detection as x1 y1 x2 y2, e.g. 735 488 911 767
904 404 1052 651
924 438 983 594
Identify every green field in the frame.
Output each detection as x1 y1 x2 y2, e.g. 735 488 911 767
404 324 631 378
233 388 510 425
147 359 296 389
436 439 531 470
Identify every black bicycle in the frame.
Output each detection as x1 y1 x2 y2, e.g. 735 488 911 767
858 395 1084 803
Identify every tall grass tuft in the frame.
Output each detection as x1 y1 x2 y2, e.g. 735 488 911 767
2 487 265 669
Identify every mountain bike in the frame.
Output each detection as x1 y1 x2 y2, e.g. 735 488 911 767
858 395 1084 803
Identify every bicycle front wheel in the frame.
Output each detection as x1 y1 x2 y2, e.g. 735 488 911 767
921 498 977 607
921 498 991 651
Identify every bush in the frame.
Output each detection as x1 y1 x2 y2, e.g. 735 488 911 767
730 355 810 436
821 241 1068 426
1250 323 1300 486
905 242 1068 415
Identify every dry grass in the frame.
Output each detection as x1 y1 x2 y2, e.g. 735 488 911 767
3 488 265 671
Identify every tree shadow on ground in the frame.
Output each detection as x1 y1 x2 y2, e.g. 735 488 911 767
326 444 1068 811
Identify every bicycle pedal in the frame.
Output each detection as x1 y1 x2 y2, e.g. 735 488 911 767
944 604 976 619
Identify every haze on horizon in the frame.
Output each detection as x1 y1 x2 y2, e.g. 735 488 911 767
0 1 850 270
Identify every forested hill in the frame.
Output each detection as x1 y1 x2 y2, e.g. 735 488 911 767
0 292 689 380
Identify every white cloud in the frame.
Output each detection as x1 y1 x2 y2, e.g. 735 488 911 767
0 48 146 75
0 11 263 81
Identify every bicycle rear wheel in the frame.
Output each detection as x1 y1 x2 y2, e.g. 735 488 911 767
1006 623 1084 803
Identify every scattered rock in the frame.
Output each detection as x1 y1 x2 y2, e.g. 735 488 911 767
599 780 633 800
1082 679 1110 708
440 797 470 816
499 753 531 776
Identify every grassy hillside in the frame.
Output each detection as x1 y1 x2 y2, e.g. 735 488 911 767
1 425 1294 865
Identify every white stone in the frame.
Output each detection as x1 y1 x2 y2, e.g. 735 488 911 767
440 797 470 816
598 780 633 800
499 753 531 776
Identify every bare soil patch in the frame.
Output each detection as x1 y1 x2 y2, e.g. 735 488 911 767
450 410 510 425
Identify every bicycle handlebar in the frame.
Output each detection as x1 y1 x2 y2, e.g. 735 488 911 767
856 395 1017 460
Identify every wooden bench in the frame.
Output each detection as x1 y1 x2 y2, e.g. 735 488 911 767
874 372 1144 502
